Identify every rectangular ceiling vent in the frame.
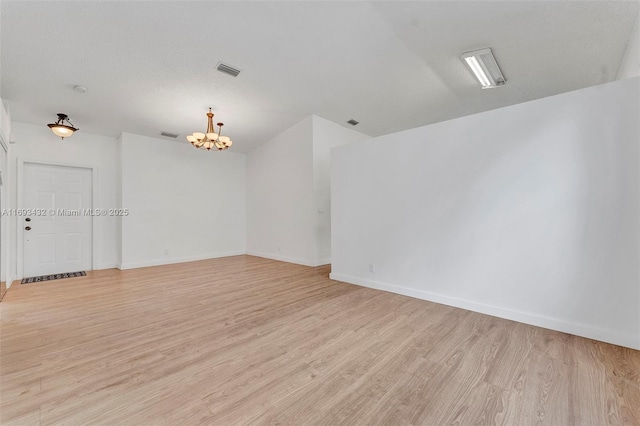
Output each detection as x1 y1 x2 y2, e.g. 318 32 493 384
216 62 241 77
347 119 359 126
160 131 179 139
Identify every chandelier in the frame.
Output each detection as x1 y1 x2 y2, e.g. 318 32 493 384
186 108 233 151
47 113 78 139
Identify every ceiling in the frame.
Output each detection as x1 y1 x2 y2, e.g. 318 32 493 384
1 1 638 153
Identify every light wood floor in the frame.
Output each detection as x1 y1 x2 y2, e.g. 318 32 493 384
1 256 639 425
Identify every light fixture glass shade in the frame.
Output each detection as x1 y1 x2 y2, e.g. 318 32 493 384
50 125 75 138
47 113 78 139
189 108 233 151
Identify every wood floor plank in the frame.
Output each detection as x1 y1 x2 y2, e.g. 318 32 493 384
1 255 639 425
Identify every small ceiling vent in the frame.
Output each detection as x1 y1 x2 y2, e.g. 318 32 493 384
347 119 359 126
160 131 179 139
216 62 241 77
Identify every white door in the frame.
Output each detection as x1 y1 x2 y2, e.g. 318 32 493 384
23 163 92 277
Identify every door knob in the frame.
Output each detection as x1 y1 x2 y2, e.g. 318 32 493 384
25 226 31 231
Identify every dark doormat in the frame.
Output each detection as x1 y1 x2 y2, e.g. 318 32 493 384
21 271 87 284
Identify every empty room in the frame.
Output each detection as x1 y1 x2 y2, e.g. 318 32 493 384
1 1 639 424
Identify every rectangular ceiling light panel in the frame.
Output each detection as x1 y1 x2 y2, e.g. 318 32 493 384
461 48 506 89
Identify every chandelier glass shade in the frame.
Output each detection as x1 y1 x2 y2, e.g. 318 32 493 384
47 113 78 139
187 108 233 151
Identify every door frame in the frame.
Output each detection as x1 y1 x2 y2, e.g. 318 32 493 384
0 135 8 297
17 159 99 279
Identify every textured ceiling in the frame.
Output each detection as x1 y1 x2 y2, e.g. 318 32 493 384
1 1 638 153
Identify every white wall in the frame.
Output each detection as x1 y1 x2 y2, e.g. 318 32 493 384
10 122 120 276
618 11 640 79
5 125 246 276
246 116 316 265
312 116 368 264
120 132 246 269
246 115 368 266
331 77 640 350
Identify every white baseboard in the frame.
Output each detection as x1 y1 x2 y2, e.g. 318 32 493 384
246 251 330 267
246 251 316 266
94 263 118 270
119 251 246 270
5 274 16 289
329 272 640 350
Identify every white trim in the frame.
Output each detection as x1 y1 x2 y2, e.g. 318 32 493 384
0 138 7 290
92 167 99 270
246 250 327 267
17 159 99 279
329 272 640 351
5 274 15 290
95 263 118 270
119 251 245 270
16 159 23 278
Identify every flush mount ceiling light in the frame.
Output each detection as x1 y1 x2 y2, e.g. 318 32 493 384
461 48 506 89
186 108 233 151
47 113 78 139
